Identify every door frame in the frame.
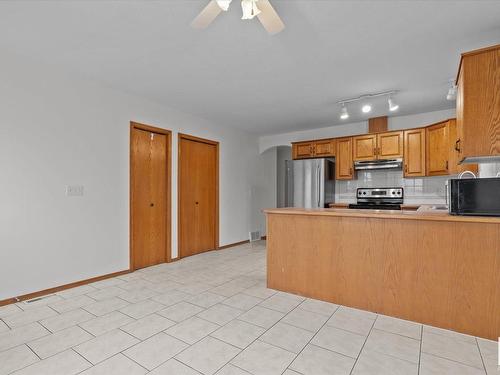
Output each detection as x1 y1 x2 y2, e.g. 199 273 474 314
130 121 172 271
178 133 219 258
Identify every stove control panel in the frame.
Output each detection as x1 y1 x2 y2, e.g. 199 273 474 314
357 187 404 199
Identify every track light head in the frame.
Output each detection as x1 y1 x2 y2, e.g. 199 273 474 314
388 97 399 111
340 103 349 120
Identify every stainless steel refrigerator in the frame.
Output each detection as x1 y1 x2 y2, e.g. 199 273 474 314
285 158 335 208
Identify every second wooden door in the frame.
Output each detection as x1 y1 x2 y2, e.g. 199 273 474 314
178 134 218 258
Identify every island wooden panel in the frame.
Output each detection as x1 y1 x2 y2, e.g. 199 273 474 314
266 212 500 340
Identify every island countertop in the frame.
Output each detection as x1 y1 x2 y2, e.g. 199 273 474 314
264 207 500 224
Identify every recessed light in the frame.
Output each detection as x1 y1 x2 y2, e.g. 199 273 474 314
362 104 372 113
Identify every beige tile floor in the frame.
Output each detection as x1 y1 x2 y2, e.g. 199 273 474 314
0 241 498 375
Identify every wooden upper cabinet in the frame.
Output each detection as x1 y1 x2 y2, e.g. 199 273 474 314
336 137 354 180
377 131 403 159
292 139 335 159
353 134 377 161
403 128 426 177
456 44 500 160
292 141 314 159
314 139 336 157
426 121 450 176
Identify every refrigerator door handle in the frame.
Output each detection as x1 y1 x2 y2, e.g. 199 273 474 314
317 164 321 207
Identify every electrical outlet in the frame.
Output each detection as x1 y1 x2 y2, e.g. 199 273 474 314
66 185 84 197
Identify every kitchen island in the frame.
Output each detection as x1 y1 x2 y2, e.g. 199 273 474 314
264 207 500 340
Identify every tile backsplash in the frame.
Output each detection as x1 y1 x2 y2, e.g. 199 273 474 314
335 162 500 205
335 170 450 204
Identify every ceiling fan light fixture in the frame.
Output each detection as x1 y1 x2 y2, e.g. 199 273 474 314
241 0 261 20
340 103 349 120
215 0 232 11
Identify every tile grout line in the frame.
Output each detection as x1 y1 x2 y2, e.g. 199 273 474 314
278 303 342 375
348 312 378 375
475 337 489 374
417 324 423 375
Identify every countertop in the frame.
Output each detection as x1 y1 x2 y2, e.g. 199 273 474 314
264 207 500 224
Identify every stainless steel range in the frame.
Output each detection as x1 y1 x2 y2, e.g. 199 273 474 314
348 187 403 210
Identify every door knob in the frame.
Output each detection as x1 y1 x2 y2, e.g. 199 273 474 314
150 203 154 207
195 201 199 205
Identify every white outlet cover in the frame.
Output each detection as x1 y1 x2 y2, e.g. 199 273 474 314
66 185 84 196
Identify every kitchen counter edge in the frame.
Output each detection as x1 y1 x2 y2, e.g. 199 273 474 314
263 207 500 224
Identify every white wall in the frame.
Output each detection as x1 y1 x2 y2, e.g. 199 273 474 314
0 52 262 300
259 109 456 153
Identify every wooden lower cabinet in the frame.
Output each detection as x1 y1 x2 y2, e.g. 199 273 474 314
336 137 354 180
404 128 426 177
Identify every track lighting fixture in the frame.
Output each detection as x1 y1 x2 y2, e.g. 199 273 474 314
337 90 398 120
340 103 349 120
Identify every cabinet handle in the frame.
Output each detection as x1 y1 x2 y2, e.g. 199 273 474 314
446 160 449 170
455 139 461 152
405 164 408 173
349 167 353 175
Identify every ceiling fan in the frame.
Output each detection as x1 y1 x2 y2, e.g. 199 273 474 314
191 0 285 35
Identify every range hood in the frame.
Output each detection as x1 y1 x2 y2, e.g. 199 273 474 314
461 155 500 164
354 158 403 171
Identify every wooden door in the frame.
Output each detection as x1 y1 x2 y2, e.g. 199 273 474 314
426 121 449 176
377 131 403 159
353 134 377 161
179 134 219 258
403 128 426 177
314 139 335 157
130 123 171 270
292 142 314 159
336 137 354 180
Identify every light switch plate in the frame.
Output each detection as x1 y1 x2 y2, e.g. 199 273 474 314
66 185 84 196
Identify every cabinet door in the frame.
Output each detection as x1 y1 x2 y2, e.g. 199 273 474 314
377 131 403 159
426 122 449 176
292 142 314 159
403 128 426 177
353 134 377 161
314 139 335 157
336 137 354 180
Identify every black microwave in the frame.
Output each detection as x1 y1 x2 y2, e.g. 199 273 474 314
448 177 500 216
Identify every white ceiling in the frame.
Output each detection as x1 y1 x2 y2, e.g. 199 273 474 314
0 1 499 135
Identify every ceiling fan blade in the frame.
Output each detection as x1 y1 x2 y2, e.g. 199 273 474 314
191 0 223 29
256 0 285 35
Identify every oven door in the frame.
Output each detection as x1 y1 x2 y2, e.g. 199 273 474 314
449 178 500 216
